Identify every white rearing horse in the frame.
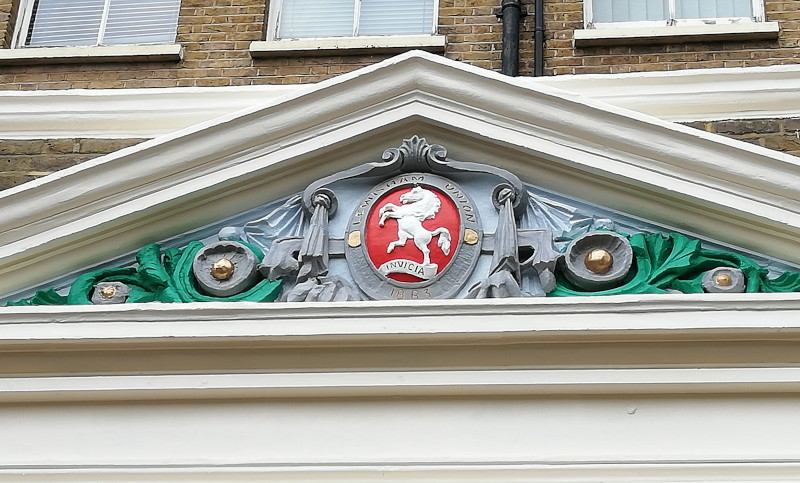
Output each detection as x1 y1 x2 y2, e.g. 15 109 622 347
378 186 451 266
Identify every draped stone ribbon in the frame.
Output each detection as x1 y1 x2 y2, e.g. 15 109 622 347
296 190 332 283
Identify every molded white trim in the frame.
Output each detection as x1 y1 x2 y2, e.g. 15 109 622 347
2 296 800 479
0 84 303 139
3 367 800 403
0 44 184 65
574 21 780 47
3 293 800 342
531 63 800 122
250 35 446 57
2 462 800 482
0 63 798 140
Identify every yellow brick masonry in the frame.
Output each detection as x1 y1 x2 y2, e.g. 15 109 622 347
0 0 14 49
0 0 799 87
685 119 800 159
548 0 800 74
0 139 144 190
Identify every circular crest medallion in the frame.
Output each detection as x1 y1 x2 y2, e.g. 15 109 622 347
346 173 482 300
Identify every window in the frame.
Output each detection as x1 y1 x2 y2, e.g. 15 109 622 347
13 0 181 48
584 0 765 28
269 0 437 40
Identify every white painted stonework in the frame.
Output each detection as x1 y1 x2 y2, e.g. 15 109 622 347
1 51 800 481
2 62 800 139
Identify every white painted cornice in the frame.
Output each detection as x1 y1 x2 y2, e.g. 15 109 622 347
0 51 799 297
0 63 798 140
3 294 800 480
2 293 800 398
532 63 800 122
3 293 800 344
0 84 303 139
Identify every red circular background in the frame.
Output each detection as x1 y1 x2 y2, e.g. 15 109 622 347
365 185 461 283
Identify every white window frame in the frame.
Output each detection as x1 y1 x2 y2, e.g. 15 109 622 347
11 0 38 47
10 0 180 48
583 0 765 29
266 0 439 41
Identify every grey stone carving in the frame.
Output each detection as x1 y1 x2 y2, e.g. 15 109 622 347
283 275 363 302
259 237 303 281
192 241 259 297
467 184 521 298
91 281 131 304
518 229 560 294
562 231 633 291
702 267 746 293
467 183 562 298
238 136 645 301
297 189 336 283
257 189 362 302
243 194 306 254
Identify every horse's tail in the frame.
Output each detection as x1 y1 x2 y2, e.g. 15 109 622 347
433 228 451 255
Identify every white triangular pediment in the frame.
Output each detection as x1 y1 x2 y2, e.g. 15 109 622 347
1 50 800 299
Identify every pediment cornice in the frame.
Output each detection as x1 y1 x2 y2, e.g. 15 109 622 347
1 51 799 297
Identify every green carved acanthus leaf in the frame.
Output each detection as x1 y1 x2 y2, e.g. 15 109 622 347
7 242 283 306
7 231 800 306
550 232 800 296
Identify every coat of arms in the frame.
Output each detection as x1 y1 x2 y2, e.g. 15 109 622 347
375 185 452 279
346 173 482 299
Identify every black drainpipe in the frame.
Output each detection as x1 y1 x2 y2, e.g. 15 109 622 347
533 0 544 76
498 0 525 76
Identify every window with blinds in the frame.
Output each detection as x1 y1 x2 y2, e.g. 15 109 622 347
587 0 762 26
22 0 180 47
275 0 436 39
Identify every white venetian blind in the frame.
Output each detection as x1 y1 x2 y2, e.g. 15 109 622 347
277 0 435 39
675 0 752 19
592 0 668 22
27 0 105 46
26 0 180 47
358 0 435 36
103 0 180 44
278 0 356 38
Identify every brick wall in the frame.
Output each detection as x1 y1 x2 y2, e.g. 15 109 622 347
0 0 13 49
684 118 800 158
0 139 144 190
0 0 798 89
547 0 800 75
0 0 397 89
